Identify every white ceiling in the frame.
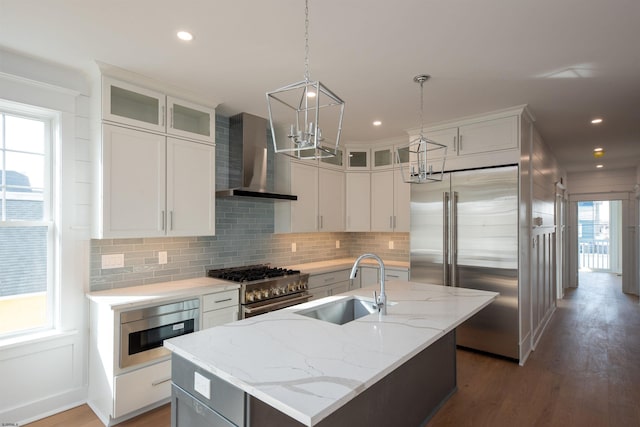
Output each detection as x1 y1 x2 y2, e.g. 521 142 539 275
1 0 639 173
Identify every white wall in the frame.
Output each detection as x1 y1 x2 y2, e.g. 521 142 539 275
0 49 91 424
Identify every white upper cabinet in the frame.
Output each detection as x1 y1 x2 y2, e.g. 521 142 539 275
423 127 459 158
318 168 345 231
319 147 345 170
290 161 319 233
346 148 370 170
166 138 216 236
103 77 166 133
458 116 518 155
97 126 216 238
100 124 166 238
346 172 371 231
275 160 346 233
370 169 409 232
166 96 215 143
103 77 215 143
372 146 395 169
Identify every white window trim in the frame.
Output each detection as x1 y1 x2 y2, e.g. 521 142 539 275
0 101 60 340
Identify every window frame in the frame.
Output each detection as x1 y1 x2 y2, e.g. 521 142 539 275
0 101 58 339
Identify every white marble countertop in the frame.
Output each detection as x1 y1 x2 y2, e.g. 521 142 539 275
165 280 497 426
86 277 240 310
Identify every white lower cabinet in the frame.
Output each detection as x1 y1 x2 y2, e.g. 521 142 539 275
359 266 409 287
308 269 356 300
113 359 172 418
201 289 239 329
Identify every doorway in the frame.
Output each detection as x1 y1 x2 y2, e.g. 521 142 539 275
577 200 622 274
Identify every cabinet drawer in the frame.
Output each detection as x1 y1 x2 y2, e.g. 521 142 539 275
308 269 351 289
385 268 409 281
202 305 238 329
202 289 239 311
114 359 171 418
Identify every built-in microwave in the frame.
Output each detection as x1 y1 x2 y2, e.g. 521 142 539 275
120 298 199 369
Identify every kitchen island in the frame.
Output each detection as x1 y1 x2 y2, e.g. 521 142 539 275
165 281 497 426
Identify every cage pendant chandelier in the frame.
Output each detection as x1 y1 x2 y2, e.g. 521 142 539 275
266 0 345 160
397 75 447 183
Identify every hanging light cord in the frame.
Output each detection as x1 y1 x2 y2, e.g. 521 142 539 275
304 0 310 82
419 78 425 139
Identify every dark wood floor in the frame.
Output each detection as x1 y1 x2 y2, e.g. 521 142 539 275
428 272 640 427
28 272 639 427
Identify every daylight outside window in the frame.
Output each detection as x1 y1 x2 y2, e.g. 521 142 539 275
0 107 55 338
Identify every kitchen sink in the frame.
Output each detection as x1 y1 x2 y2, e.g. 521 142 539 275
295 296 379 325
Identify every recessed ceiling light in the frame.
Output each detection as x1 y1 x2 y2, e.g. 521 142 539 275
596 164 604 168
593 147 605 158
591 118 603 124
177 31 194 41
373 120 382 126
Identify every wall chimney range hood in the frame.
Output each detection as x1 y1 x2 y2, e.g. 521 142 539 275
216 113 297 201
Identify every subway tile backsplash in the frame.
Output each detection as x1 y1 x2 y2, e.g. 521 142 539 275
89 114 409 291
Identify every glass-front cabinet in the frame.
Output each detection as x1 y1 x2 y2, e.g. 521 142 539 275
103 77 215 144
346 148 369 170
103 77 165 133
319 147 345 170
372 146 394 169
167 97 215 143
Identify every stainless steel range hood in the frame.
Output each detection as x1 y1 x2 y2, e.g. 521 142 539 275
216 113 297 201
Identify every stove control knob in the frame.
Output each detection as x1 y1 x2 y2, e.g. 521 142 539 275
272 287 280 296
262 289 270 298
246 291 254 302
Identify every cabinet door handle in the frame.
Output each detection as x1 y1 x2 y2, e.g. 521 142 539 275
170 107 174 128
170 211 174 230
459 134 463 151
389 216 393 229
152 377 171 387
161 106 165 127
214 297 233 303
393 215 397 229
386 274 400 278
161 211 165 231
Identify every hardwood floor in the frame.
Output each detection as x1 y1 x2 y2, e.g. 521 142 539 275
428 272 640 427
27 272 639 427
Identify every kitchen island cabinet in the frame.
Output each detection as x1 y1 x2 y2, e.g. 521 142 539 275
165 281 497 426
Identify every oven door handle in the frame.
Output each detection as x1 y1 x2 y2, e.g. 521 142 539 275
243 294 312 316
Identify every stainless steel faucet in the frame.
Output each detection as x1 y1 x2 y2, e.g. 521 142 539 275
349 253 387 315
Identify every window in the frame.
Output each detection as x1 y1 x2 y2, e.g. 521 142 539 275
0 106 55 338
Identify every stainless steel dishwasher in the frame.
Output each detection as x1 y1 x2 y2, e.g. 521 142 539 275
171 354 247 427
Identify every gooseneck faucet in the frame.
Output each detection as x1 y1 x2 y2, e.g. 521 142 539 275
349 253 387 315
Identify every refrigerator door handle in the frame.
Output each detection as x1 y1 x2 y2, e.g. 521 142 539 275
443 192 450 286
451 191 458 287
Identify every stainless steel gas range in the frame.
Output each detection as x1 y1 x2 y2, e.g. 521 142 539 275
207 265 310 319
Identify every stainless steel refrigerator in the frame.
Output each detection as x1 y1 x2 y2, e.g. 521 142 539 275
410 165 519 360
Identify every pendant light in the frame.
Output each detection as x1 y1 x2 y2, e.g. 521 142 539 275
266 0 345 159
397 75 447 183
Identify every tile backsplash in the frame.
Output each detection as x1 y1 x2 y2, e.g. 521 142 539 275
89 114 409 291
